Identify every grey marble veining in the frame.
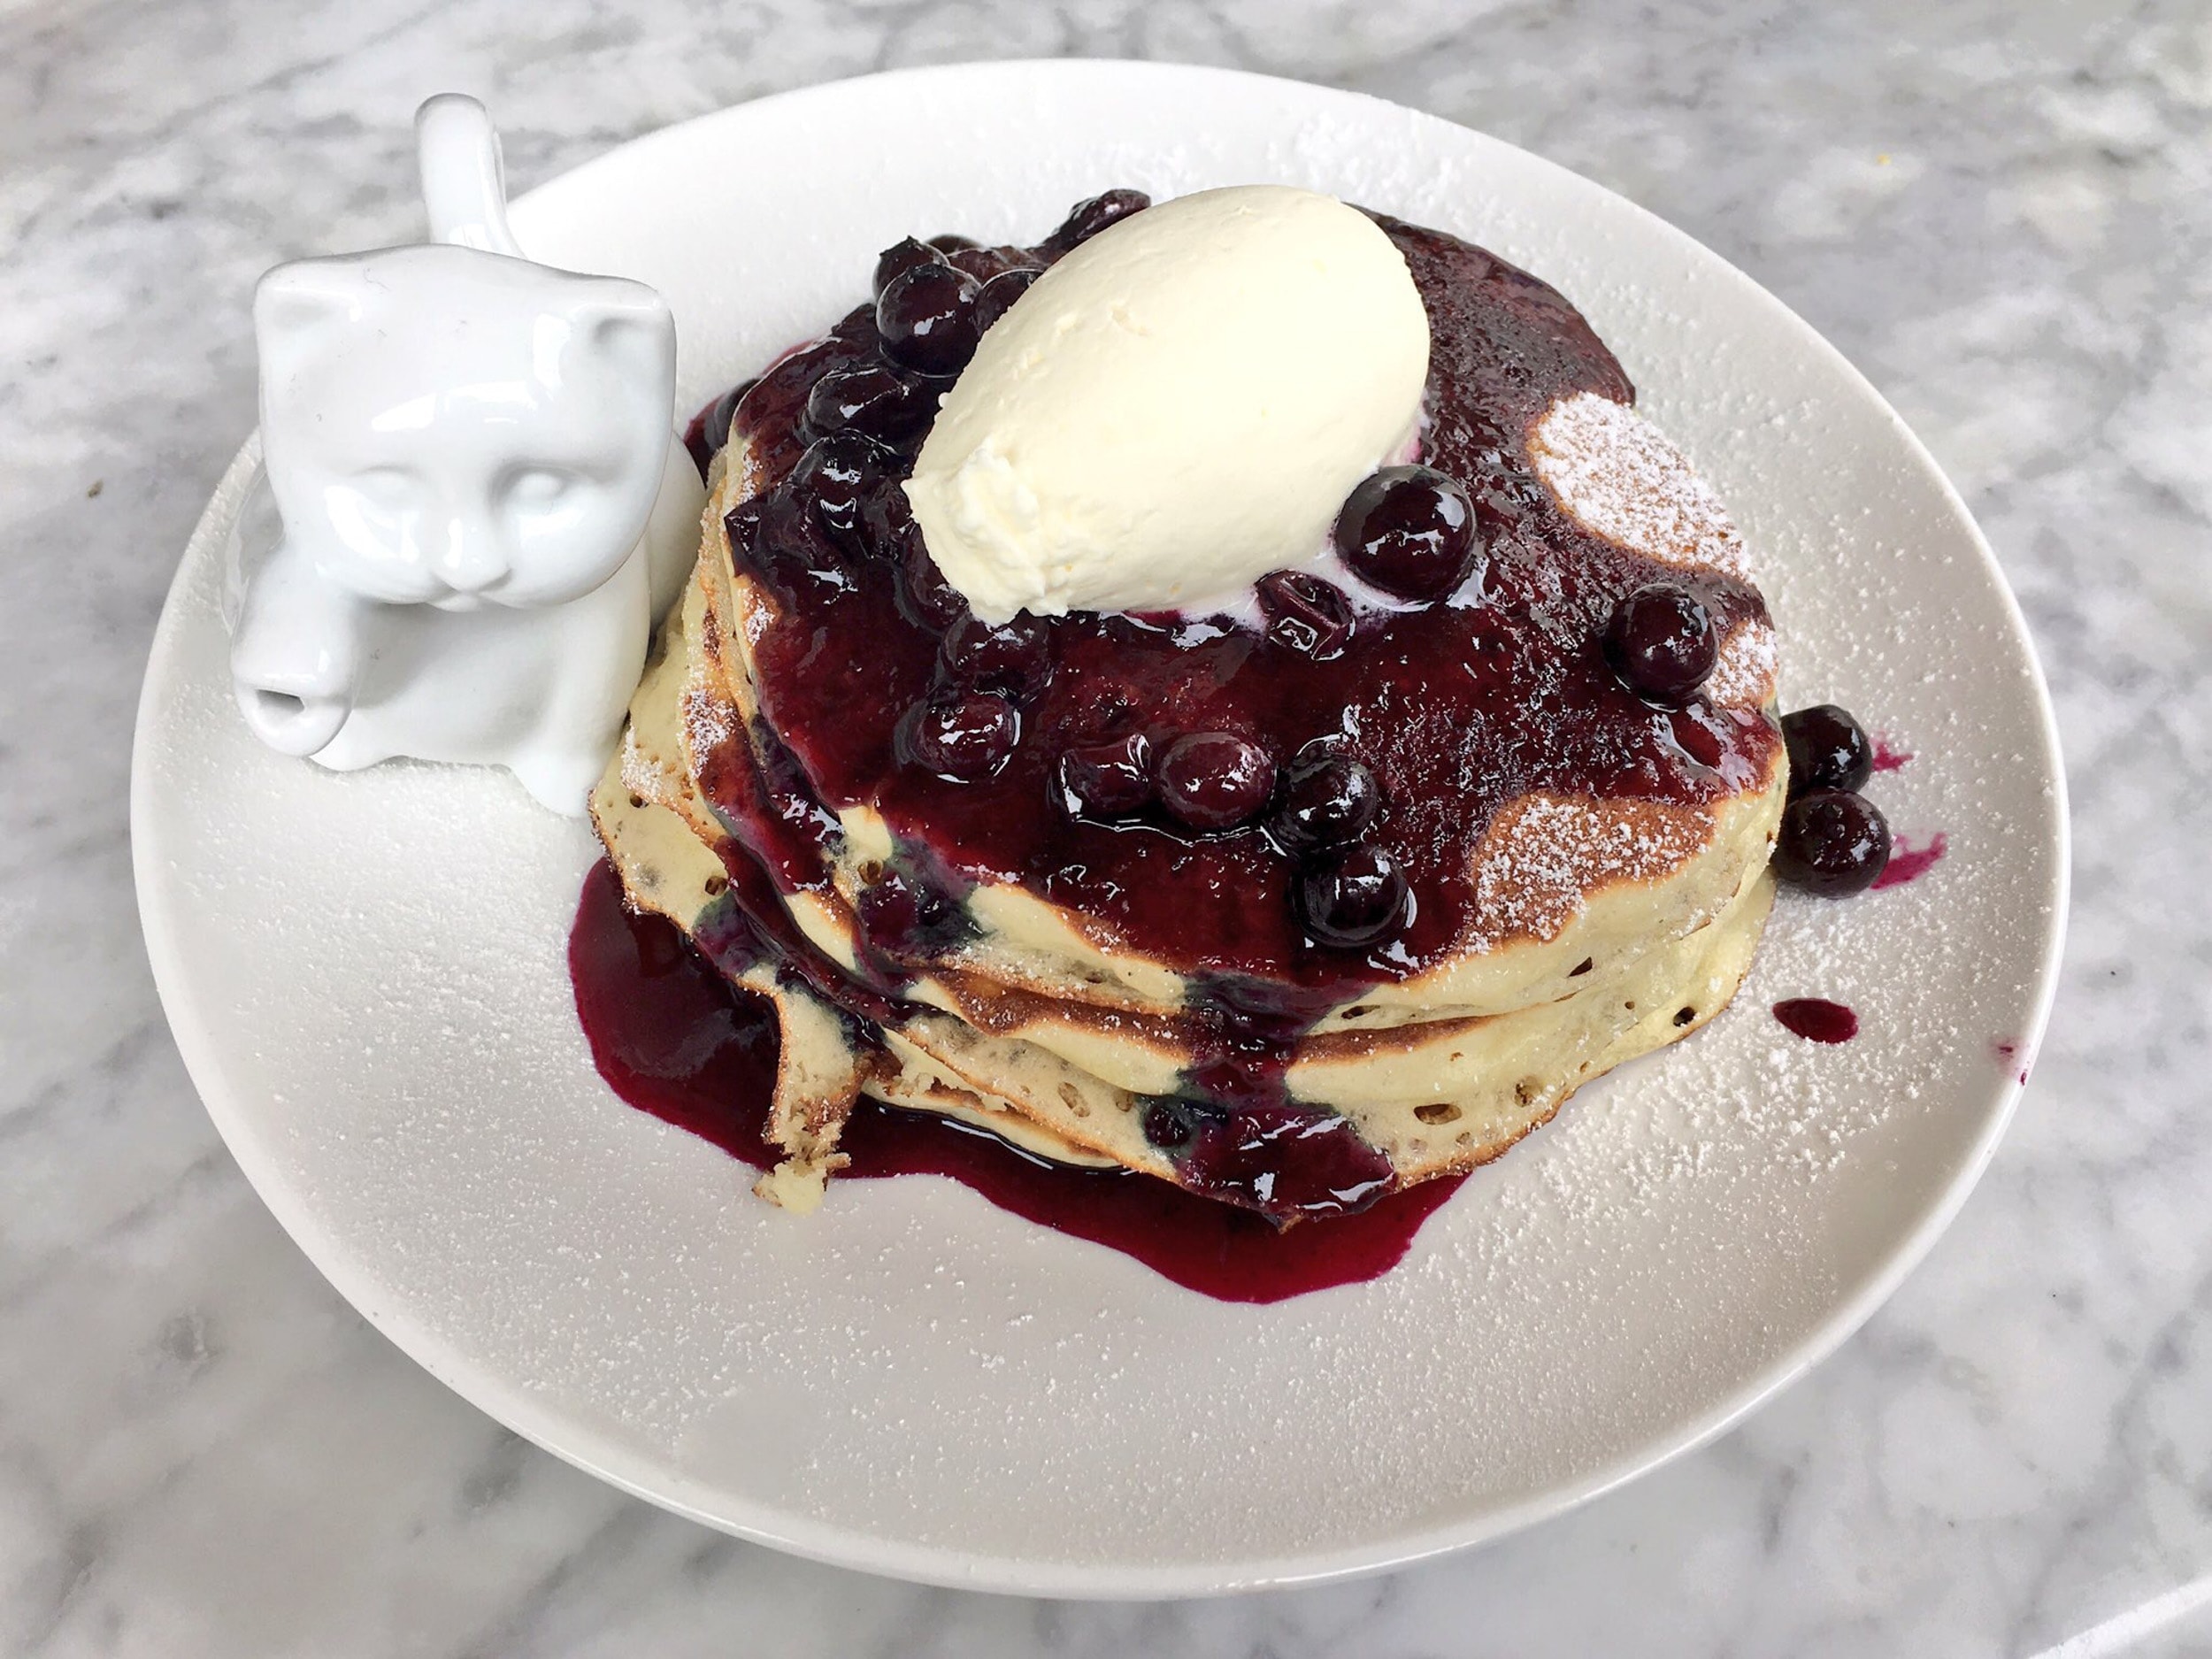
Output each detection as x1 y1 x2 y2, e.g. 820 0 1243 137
3 0 2208 1653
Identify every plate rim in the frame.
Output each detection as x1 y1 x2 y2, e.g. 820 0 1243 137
131 57 2071 1599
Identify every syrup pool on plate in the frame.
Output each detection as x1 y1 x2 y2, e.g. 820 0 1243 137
567 861 1465 1303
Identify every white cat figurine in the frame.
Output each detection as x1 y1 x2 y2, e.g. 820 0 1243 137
228 94 704 814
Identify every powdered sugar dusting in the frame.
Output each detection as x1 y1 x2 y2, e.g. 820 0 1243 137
618 729 674 806
1471 795 1709 945
1438 859 1984 1331
680 680 736 780
1707 617 1778 709
1528 392 1753 581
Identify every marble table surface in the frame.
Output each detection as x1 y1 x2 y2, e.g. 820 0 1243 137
4 0 2208 1652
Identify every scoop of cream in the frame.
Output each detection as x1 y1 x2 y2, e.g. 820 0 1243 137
903 186 1430 622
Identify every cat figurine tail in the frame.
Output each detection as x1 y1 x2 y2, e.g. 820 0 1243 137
227 94 707 815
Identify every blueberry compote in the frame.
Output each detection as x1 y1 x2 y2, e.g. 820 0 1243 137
570 863 1464 1303
1771 997 1859 1043
671 203 1780 1226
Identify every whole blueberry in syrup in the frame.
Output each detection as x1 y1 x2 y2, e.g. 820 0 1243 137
854 864 968 961
901 689 1020 781
722 496 765 560
972 267 1039 334
856 470 915 554
1141 1098 1194 1150
1270 750 1380 856
872 235 945 299
1056 733 1155 819
941 612 1053 702
803 364 936 447
1773 788 1892 896
1294 844 1412 950
944 246 1004 281
1046 188 1150 252
1781 703 1873 796
897 535 969 630
876 262 983 377
787 429 894 549
1256 570 1355 659
681 378 755 481
1156 733 1276 832
730 490 848 592
1333 465 1480 603
1604 582 1717 705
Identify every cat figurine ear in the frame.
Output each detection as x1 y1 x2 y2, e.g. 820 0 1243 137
227 95 706 814
252 259 365 349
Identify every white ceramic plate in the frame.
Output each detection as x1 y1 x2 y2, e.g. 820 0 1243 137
133 60 2067 1597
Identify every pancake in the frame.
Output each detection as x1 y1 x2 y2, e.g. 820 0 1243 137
590 200 1787 1223
595 549 1777 1213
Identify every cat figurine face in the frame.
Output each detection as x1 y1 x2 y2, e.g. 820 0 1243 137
227 93 706 815
255 247 676 611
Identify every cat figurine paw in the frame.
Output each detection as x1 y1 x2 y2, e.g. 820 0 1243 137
227 94 705 816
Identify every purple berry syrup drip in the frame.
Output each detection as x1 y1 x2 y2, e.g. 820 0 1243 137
570 864 1463 1302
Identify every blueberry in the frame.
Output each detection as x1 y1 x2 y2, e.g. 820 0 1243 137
896 532 969 631
1605 582 1717 705
1141 1098 1194 1150
1773 789 1892 896
856 471 916 557
680 378 755 481
1333 465 1480 603
853 864 969 959
872 236 945 299
972 267 1038 334
941 612 1053 701
926 233 980 254
1156 733 1275 831
710 378 754 435
900 689 1019 780
1271 752 1379 855
1056 733 1154 819
730 488 850 595
876 261 983 377
787 429 894 549
1256 570 1355 659
1046 188 1150 253
1781 704 1873 796
721 497 766 559
945 246 1004 281
1294 844 1412 949
803 364 937 447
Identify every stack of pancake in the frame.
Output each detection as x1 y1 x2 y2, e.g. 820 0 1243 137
590 208 1786 1222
